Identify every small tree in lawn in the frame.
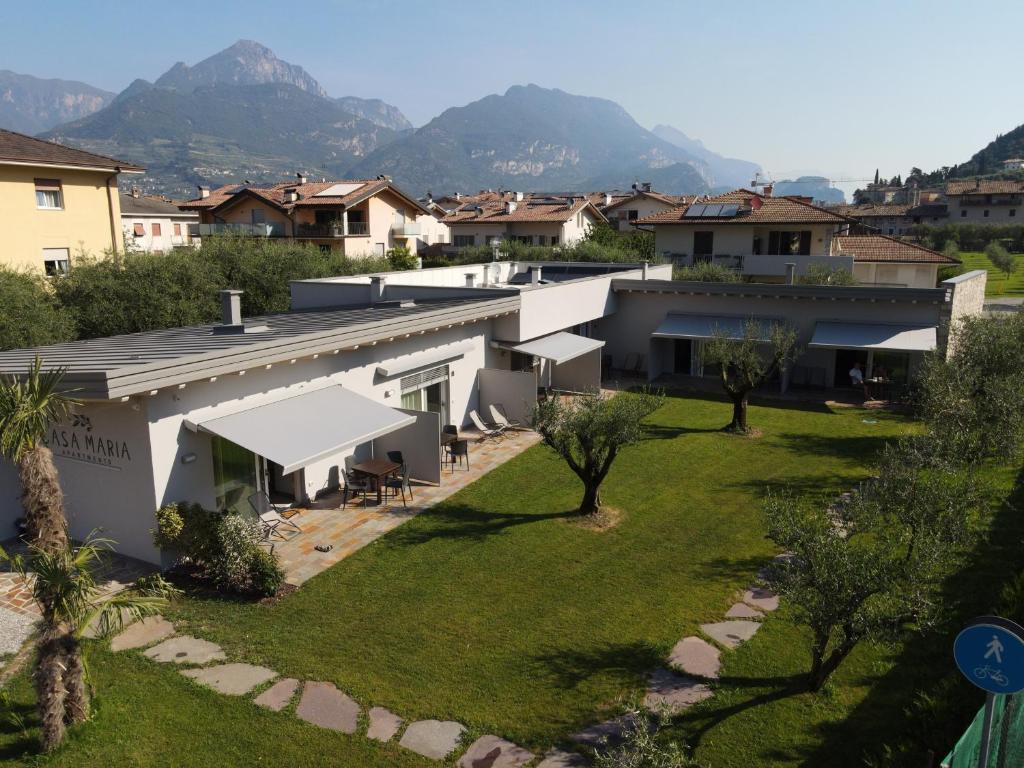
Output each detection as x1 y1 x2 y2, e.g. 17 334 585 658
985 241 1017 279
534 389 664 517
702 320 799 434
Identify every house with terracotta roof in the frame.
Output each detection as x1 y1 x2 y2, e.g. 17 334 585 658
0 128 144 274
945 179 1024 224
441 194 606 250
829 202 948 236
635 188 957 287
598 183 691 231
179 174 445 257
121 190 198 252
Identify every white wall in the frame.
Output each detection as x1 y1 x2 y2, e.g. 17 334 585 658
654 224 838 259
854 263 939 289
123 214 196 252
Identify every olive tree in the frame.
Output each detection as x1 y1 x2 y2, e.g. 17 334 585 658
985 241 1017 279
534 389 664 517
701 320 799 434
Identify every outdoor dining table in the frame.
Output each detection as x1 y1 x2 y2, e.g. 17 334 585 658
350 458 401 504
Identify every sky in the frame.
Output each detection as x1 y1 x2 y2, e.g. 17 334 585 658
2 0 1022 194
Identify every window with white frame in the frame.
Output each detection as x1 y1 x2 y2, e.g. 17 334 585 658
35 178 63 210
42 248 70 277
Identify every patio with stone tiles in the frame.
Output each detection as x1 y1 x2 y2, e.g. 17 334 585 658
274 427 540 585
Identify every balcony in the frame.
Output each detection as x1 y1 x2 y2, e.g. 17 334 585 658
191 222 285 237
295 221 369 238
391 221 421 238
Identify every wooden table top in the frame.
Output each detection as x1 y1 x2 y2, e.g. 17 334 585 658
350 458 401 477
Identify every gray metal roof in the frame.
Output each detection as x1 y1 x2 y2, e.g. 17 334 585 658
0 296 519 400
612 278 950 304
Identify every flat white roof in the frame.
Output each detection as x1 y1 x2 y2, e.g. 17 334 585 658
808 321 936 352
186 385 415 475
511 332 605 365
652 314 775 341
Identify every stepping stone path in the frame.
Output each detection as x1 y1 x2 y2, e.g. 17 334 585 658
144 635 226 665
296 681 359 734
725 602 763 619
700 619 761 650
643 668 713 714
458 735 534 768
110 616 175 651
400 719 467 760
181 663 277 695
743 587 779 612
366 706 403 743
255 678 299 711
668 636 720 679
536 749 589 767
572 713 641 748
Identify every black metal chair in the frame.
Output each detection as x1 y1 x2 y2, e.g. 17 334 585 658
341 473 371 508
386 450 405 467
449 439 470 471
384 464 413 507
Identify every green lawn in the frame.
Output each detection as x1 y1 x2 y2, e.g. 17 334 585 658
957 250 1024 295
8 392 1007 767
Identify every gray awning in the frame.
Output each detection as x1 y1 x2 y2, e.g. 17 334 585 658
185 386 415 475
510 332 605 365
375 341 474 378
652 314 774 341
809 322 936 352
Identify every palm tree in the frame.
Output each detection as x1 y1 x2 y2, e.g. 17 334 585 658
0 357 76 555
3 536 177 752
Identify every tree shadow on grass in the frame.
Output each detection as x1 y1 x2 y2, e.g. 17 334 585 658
529 641 665 691
655 387 839 416
0 697 38 761
379 503 581 547
771 432 899 466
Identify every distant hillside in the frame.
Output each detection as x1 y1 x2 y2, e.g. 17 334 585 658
651 124 761 189
43 83 397 198
348 84 710 195
772 176 845 204
0 70 113 134
950 122 1024 177
335 97 413 132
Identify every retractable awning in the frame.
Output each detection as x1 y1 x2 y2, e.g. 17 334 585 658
652 314 774 341
808 322 936 352
375 341 474 378
185 385 415 475
509 332 605 365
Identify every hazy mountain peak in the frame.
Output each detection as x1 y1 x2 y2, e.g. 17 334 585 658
0 70 114 134
652 123 761 189
335 96 412 132
153 39 328 97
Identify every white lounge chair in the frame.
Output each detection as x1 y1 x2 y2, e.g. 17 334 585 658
489 403 523 430
469 409 506 440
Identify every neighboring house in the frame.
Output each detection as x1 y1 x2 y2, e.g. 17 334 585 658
829 202 949 235
0 257 986 566
945 179 1024 224
442 195 606 249
599 185 690 231
0 128 143 275
834 234 959 288
121 191 198 251
1002 158 1024 172
178 174 440 256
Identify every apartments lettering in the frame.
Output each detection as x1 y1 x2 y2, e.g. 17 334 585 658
46 423 132 469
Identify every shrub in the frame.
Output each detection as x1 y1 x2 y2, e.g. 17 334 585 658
797 264 856 286
386 246 418 271
248 547 286 597
0 266 75 351
985 240 1017 277
672 262 740 282
209 513 263 592
593 709 702 767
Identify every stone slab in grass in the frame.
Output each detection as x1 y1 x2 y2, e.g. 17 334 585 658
725 602 763 620
536 749 589 768
254 677 299 711
296 681 359 734
143 635 225 665
667 636 720 679
181 663 277 695
457 735 534 768
366 706 403 743
399 719 467 760
110 616 175 651
643 668 713 714
743 587 779 612
700 620 761 650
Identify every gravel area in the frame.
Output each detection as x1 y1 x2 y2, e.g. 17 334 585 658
0 605 37 656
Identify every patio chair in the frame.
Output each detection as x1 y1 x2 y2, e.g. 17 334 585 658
342 472 371 509
469 409 506 440
632 354 646 376
488 403 522 430
248 491 301 540
383 464 414 506
386 450 405 468
449 439 470 471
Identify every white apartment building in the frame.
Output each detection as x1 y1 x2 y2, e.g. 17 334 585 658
121 191 198 252
442 195 606 249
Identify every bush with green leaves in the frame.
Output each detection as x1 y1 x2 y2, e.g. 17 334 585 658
797 264 856 286
984 240 1017 277
0 266 75 351
672 262 741 282
386 246 418 270
593 709 702 767
152 501 284 597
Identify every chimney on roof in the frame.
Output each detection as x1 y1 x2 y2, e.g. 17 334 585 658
641 182 652 193
130 186 140 198
370 276 385 304
531 266 542 286
785 263 796 285
604 192 612 206
515 191 524 202
454 192 461 201
506 200 517 214
296 171 307 184
465 273 476 288
197 185 210 199
750 195 763 210
642 261 649 280
283 187 298 204
763 183 774 197
482 263 491 286
219 290 243 329
474 205 484 217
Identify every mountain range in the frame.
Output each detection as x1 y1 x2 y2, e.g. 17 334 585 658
0 71 114 134
6 40 759 198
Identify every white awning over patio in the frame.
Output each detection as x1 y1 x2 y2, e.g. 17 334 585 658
808 322 937 352
185 385 416 475
652 314 774 341
375 341 475 378
508 332 605 365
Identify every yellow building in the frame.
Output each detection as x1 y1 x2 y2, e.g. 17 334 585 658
0 128 144 275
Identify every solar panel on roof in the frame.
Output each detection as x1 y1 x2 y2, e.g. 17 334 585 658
684 204 706 218
701 204 724 217
719 203 739 217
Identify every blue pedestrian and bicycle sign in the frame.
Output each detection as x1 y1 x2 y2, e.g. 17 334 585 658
954 616 1024 695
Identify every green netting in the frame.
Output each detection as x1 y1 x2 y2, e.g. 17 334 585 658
942 694 1024 768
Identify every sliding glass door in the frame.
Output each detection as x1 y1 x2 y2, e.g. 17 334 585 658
399 365 449 425
212 435 260 513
